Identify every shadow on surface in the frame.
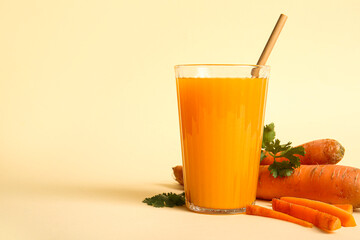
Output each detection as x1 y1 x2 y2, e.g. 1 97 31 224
9 182 173 206
154 183 184 191
32 183 190 211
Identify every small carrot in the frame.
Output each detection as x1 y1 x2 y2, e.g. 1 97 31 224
257 165 360 208
272 199 341 232
334 204 353 214
246 205 313 228
280 197 356 227
261 139 345 165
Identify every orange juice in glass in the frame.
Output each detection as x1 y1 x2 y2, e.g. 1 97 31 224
175 64 269 214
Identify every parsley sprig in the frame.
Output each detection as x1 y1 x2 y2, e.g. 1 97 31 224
143 192 185 208
261 123 305 178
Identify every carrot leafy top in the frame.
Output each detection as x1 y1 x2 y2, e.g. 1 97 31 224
261 123 305 178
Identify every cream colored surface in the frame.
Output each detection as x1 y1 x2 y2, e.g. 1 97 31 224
0 0 360 239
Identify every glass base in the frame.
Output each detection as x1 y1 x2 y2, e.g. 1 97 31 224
186 199 254 214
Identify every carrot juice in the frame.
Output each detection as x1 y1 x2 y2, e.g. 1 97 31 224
175 65 269 214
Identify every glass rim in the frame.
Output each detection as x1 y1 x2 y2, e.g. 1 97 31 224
174 64 270 69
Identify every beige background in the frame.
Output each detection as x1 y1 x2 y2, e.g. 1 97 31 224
0 0 360 239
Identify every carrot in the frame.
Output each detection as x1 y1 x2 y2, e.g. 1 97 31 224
173 164 360 207
257 165 360 208
246 205 313 228
172 166 184 185
272 198 341 231
261 139 345 165
334 204 353 214
280 197 356 227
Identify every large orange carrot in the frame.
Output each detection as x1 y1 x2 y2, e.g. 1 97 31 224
272 199 341 231
246 205 313 228
257 165 360 208
261 139 345 165
172 164 360 207
280 197 356 227
334 204 353 214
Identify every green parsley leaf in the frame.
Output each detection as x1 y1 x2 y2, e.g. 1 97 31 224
266 139 305 178
268 160 294 178
143 192 185 208
279 146 305 168
264 139 292 157
262 123 276 148
261 123 305 178
260 150 267 161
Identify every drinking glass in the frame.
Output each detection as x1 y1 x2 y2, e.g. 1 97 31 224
175 64 270 214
